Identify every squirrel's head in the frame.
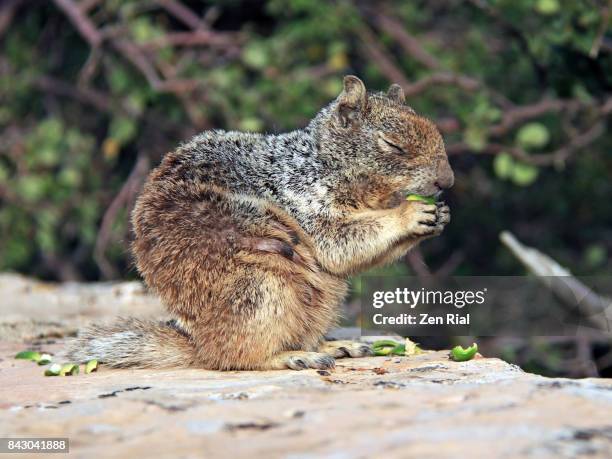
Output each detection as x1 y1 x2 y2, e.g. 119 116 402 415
318 75 454 209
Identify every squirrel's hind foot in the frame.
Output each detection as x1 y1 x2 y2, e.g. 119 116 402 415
265 351 336 371
318 340 373 359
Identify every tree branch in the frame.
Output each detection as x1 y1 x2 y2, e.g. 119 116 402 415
371 10 442 70
53 0 102 47
403 72 481 98
111 39 200 93
94 153 150 279
500 231 612 332
448 120 606 166
489 98 585 137
356 25 411 88
139 30 242 50
590 0 612 58
154 0 204 30
467 0 548 87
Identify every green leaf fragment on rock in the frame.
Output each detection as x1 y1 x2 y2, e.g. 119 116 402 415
85 360 98 374
59 363 80 376
372 340 402 348
15 351 41 361
45 363 62 376
372 340 406 356
37 354 53 365
450 343 479 362
405 338 423 356
374 346 394 356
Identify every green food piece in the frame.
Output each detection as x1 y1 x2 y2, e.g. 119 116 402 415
391 344 405 355
406 194 436 205
85 360 98 374
15 351 41 361
450 343 478 362
37 354 53 365
372 339 401 349
59 363 80 376
374 346 394 356
404 338 423 356
44 363 62 376
372 340 406 356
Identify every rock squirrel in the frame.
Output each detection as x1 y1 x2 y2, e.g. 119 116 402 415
65 75 454 370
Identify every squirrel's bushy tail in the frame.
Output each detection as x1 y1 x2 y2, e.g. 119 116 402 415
63 318 197 368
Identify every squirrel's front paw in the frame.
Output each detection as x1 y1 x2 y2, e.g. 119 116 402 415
402 201 450 238
436 202 450 228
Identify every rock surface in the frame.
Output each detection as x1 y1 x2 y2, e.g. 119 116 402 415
1 274 612 458
0 273 164 341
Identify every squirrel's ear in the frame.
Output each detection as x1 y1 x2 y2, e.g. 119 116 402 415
387 84 405 104
335 75 367 128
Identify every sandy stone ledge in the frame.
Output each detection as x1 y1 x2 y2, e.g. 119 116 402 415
1 273 611 458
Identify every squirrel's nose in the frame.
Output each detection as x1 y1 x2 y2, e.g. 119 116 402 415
435 158 454 190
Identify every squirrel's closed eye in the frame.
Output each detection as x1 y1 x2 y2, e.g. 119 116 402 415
378 133 405 154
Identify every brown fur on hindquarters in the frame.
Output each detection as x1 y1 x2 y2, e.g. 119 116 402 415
64 75 453 370
131 182 348 371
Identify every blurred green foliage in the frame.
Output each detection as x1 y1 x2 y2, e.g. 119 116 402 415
0 0 610 281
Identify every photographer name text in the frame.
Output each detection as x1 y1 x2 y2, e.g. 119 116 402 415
372 312 470 326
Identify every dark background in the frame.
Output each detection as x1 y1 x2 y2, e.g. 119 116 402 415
1 0 611 377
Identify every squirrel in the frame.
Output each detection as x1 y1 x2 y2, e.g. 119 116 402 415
65 75 454 371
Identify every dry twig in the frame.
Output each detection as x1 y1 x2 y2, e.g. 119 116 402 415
53 0 102 47
500 231 612 332
94 153 150 279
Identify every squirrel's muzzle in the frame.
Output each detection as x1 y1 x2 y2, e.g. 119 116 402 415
435 157 454 190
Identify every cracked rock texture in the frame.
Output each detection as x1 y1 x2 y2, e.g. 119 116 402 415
1 273 612 458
